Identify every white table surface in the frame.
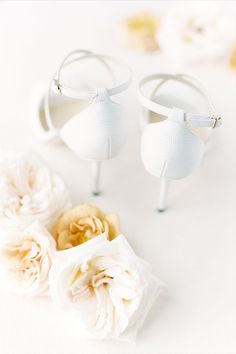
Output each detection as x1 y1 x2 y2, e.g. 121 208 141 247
0 1 236 354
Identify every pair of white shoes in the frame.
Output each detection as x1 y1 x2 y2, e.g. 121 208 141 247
31 49 222 211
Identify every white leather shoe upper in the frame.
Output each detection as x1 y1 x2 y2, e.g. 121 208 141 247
60 89 126 161
35 49 131 161
139 74 222 179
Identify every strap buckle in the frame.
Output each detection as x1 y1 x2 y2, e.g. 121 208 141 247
53 79 61 93
211 115 222 129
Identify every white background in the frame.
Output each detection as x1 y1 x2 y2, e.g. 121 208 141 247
0 1 236 354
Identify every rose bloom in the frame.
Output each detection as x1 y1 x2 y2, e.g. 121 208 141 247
0 151 71 229
229 43 236 69
157 1 236 64
118 11 159 52
0 222 55 296
53 204 120 250
49 235 164 340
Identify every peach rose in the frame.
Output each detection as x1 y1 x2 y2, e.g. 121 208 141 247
230 43 236 69
53 204 119 250
118 11 159 52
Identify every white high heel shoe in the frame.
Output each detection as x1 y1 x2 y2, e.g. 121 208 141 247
138 73 222 211
31 49 131 195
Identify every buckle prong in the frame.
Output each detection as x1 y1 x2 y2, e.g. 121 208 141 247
54 79 61 93
211 116 221 129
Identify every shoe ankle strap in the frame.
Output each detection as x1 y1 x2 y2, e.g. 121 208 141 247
44 49 132 134
53 49 132 100
138 73 222 129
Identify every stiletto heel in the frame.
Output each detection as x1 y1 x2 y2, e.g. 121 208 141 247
138 73 222 210
158 178 169 212
92 161 102 196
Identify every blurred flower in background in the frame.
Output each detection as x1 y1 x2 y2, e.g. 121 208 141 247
229 43 236 69
157 1 236 64
117 1 236 68
117 11 159 52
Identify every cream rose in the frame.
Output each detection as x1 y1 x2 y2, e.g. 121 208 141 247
49 235 164 340
157 1 236 64
53 204 119 250
0 222 55 296
0 151 71 229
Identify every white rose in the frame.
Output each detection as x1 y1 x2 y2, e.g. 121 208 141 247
157 1 236 64
0 222 55 296
0 151 71 229
49 234 164 340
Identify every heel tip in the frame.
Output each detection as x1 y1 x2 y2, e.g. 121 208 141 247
157 208 166 213
92 191 101 196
